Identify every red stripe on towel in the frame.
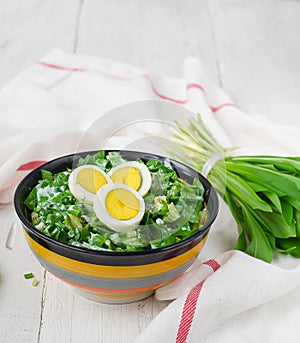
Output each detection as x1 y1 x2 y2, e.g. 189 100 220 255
17 160 47 171
211 102 234 113
187 83 234 112
176 280 205 343
203 259 221 272
140 74 188 105
176 259 220 343
37 61 233 112
186 83 205 92
37 61 86 72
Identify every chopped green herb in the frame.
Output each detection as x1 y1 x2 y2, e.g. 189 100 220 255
41 169 53 181
23 151 206 252
32 279 39 287
24 272 34 279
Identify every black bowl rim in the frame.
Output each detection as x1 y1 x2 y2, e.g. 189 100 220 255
14 150 219 257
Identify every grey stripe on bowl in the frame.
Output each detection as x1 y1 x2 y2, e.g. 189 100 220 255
32 250 197 290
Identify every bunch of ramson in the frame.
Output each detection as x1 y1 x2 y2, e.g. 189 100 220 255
170 114 300 262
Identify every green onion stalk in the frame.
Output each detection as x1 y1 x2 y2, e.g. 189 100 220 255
170 114 300 263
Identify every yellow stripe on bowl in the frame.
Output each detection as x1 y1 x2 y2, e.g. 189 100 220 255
24 231 207 279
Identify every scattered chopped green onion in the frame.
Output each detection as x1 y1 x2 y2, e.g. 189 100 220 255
24 272 34 279
32 279 39 287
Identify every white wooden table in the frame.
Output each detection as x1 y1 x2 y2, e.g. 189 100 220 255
1 1 300 342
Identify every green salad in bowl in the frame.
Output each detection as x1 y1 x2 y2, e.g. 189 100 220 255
24 150 208 252
15 149 218 303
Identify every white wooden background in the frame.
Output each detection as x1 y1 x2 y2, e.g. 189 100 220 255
1 1 300 342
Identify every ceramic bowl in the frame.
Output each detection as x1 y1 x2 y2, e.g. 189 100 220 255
14 150 218 304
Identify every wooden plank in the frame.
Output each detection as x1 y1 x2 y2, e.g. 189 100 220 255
77 0 219 81
0 0 79 89
38 272 169 342
76 0 142 69
208 0 300 127
0 204 44 342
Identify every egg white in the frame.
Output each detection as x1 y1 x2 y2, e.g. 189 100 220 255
68 165 112 204
108 161 152 196
93 183 145 233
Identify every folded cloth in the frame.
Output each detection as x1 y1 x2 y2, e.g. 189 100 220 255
1 50 300 203
137 251 300 343
1 50 300 342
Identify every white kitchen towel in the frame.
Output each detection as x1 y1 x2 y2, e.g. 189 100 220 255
1 50 300 342
1 50 300 203
137 250 300 343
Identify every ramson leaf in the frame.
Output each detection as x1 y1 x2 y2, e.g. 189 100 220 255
226 163 300 198
225 171 272 212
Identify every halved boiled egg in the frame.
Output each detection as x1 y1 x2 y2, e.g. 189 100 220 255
68 165 112 203
108 161 152 196
93 183 145 233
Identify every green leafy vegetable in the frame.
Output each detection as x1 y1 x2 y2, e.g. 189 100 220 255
24 151 206 252
41 169 53 181
170 114 300 262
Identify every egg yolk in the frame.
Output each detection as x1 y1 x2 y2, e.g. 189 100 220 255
110 167 141 191
77 169 108 194
106 189 140 220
